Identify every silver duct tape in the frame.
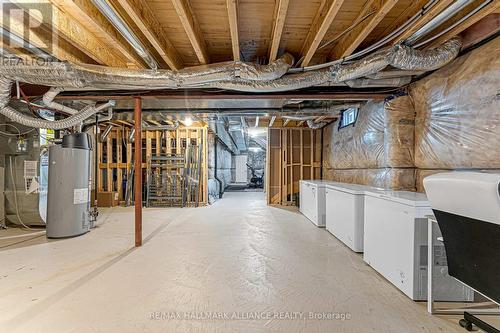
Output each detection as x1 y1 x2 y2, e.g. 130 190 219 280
389 36 462 71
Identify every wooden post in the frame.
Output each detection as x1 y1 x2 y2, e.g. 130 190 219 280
134 97 142 247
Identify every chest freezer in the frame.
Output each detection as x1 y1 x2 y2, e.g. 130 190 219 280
299 180 336 227
363 190 473 302
325 183 378 252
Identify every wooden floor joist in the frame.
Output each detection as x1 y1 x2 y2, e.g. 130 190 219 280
268 0 290 62
300 0 345 67
113 0 184 69
13 1 126 67
171 0 209 64
329 0 399 60
50 0 144 68
226 0 240 61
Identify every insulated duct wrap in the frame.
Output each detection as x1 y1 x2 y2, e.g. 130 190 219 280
0 38 461 92
0 38 462 128
0 78 113 129
323 168 416 191
323 95 415 169
410 37 500 169
389 37 462 71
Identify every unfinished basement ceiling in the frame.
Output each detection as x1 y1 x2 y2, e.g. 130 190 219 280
3 0 497 69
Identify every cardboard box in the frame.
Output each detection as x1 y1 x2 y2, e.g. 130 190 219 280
91 191 119 207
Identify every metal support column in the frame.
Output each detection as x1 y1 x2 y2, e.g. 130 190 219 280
134 97 142 247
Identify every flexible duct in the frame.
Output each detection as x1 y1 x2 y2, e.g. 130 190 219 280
389 37 462 71
0 38 461 128
42 87 80 115
0 53 294 89
307 120 328 129
0 78 114 129
346 77 412 88
0 38 460 92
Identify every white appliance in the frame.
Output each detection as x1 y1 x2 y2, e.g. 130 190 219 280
363 190 473 301
325 183 376 252
299 180 334 227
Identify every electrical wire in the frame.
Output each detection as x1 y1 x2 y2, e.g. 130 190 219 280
0 123 36 137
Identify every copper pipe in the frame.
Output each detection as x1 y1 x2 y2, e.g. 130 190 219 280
134 97 142 247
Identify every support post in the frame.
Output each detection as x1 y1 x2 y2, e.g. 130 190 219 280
134 97 142 247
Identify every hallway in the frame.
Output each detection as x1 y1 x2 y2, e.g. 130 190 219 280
0 192 464 332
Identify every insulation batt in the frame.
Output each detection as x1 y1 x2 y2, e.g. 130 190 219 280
323 168 416 191
323 95 415 170
411 37 500 169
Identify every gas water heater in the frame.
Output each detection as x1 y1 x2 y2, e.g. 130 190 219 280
46 133 92 238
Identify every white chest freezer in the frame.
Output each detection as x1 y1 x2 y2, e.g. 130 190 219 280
325 183 377 252
299 180 335 227
363 190 473 301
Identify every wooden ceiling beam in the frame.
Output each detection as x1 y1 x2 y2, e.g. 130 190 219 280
114 0 183 69
427 2 500 48
330 0 399 60
393 0 456 44
171 0 209 64
268 0 290 62
367 0 429 45
0 4 99 64
50 0 144 68
299 0 345 67
226 0 240 61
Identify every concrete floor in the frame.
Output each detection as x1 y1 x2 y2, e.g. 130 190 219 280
0 192 493 332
